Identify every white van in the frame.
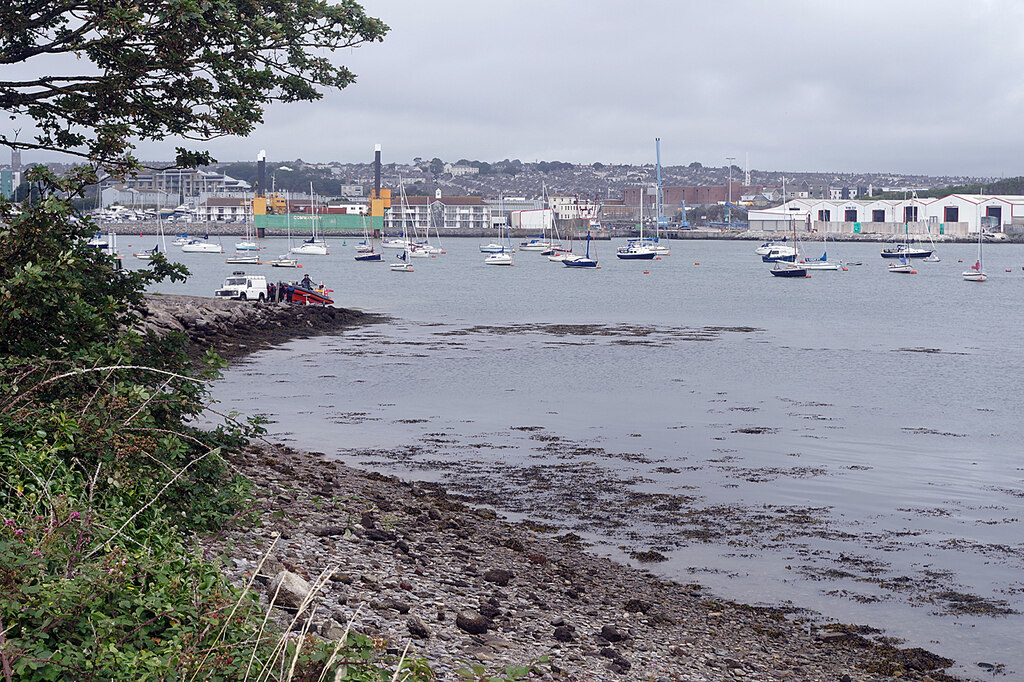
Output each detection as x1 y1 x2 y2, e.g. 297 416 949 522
214 272 268 301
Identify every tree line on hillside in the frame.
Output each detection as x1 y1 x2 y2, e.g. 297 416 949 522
873 176 1024 200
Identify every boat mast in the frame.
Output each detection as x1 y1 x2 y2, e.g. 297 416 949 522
655 137 664 232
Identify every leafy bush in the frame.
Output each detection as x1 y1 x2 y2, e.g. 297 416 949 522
0 168 433 680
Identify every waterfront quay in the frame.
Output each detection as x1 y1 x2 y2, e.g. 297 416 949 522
89 221 1017 244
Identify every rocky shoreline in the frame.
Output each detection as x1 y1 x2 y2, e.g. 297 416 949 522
203 443 962 681
159 294 967 680
139 293 383 361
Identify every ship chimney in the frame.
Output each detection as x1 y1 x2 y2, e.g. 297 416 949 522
256 149 266 197
374 144 381 197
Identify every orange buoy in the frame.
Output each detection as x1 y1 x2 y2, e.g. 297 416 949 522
1006 268 1012 272
911 270 918 274
297 264 303 268
655 256 662 260
805 274 812 278
694 262 700 265
643 270 649 274
841 266 849 271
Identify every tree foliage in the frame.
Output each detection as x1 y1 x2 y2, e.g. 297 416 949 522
0 0 388 171
0 1 423 679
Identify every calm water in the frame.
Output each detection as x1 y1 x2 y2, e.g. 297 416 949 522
138 236 1024 678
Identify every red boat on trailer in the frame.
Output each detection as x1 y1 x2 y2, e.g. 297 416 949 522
287 284 334 306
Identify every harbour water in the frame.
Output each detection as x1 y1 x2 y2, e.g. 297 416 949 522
138 236 1024 679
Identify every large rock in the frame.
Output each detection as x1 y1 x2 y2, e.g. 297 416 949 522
269 570 311 610
483 568 513 586
455 610 491 635
407 616 432 639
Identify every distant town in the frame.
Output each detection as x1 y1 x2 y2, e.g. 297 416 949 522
1 149 1018 237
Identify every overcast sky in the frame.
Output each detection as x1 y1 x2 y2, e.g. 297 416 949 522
8 0 1024 176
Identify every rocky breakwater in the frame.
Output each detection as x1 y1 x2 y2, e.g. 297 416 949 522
138 294 379 361
204 443 962 681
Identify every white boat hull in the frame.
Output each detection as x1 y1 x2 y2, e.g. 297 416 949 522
290 243 328 255
888 264 916 273
181 242 223 253
485 253 513 265
519 242 550 252
801 261 839 270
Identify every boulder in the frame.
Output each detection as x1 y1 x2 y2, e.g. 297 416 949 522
407 616 432 639
483 568 513 586
455 610 491 635
268 570 311 610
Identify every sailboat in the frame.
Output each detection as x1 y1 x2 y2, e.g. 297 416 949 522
888 256 917 274
225 252 261 264
389 245 414 272
563 231 598 268
800 231 839 270
415 196 445 255
770 215 808 277
616 192 656 260
923 230 941 262
133 242 161 259
547 226 575 262
181 234 223 253
291 183 328 255
962 229 986 282
389 196 415 271
485 216 514 265
269 192 301 267
137 202 169 258
235 192 259 250
354 214 382 262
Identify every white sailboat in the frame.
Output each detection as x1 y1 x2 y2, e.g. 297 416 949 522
962 229 986 282
389 245 415 271
269 192 300 267
389 194 415 271
235 192 259 250
485 214 514 265
482 194 508 252
181 235 223 253
291 183 328 255
923 230 941 262
799 231 839 270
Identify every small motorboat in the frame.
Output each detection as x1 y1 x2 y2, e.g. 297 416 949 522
225 253 261 265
